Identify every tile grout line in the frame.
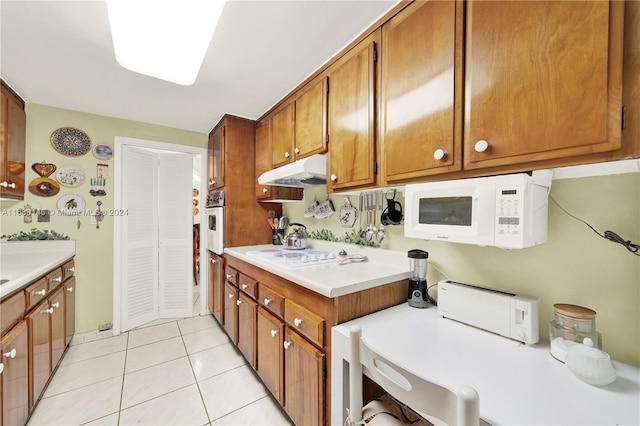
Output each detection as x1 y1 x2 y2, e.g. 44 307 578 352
116 329 130 425
179 318 214 424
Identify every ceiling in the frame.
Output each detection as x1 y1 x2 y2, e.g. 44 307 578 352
0 0 399 134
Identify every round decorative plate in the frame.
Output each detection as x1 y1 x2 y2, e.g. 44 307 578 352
55 166 85 188
28 177 60 197
92 144 113 161
51 127 92 156
57 194 86 215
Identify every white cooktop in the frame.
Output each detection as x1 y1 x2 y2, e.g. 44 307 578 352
246 247 338 268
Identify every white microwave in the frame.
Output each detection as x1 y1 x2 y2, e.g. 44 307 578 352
404 170 553 249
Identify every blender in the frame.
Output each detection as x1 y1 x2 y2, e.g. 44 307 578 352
407 249 429 308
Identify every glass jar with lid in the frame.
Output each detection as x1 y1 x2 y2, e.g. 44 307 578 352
549 303 602 362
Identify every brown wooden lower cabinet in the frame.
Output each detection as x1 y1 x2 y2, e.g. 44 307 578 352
207 251 224 324
283 327 325 426
64 277 76 347
1 321 29 426
27 300 50 411
50 287 65 372
223 282 238 344
237 292 257 368
256 307 284 405
223 253 407 425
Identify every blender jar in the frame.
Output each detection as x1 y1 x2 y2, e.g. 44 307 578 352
549 303 602 362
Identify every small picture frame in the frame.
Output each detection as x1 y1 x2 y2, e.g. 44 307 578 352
97 163 109 179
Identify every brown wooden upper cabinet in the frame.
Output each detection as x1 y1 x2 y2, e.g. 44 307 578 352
0 80 26 200
327 30 380 192
293 77 328 159
380 0 463 185
271 103 294 169
207 123 225 191
463 0 624 170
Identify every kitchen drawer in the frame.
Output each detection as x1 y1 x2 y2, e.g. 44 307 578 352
25 277 47 311
224 267 238 287
238 273 258 299
284 299 325 348
258 286 284 319
62 259 75 281
46 267 63 290
0 291 25 335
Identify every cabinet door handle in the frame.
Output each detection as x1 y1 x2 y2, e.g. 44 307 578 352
263 298 271 306
226 273 233 280
52 277 62 283
294 318 303 327
283 341 291 349
330 174 338 182
0 181 16 189
241 283 249 290
228 293 234 299
43 308 54 315
270 329 278 337
3 349 16 359
262 188 268 194
52 302 60 309
236 299 242 306
474 139 489 153
34 289 46 296
433 149 446 160
210 258 216 263
294 147 300 154
284 151 290 158
0 363 3 374
67 287 74 293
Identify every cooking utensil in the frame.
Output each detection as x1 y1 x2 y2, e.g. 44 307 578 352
336 253 367 265
279 216 289 229
273 217 279 229
365 192 377 242
282 222 307 250
376 190 385 243
359 193 366 239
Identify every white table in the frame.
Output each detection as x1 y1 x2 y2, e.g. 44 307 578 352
331 304 640 425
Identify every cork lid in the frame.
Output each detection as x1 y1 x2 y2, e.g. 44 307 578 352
553 303 597 319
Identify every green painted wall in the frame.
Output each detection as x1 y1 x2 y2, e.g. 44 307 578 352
0 104 207 334
284 173 640 366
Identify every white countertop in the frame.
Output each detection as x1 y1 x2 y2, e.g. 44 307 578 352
0 240 76 299
331 304 640 426
224 240 410 298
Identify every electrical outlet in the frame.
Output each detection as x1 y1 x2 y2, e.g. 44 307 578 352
98 322 112 331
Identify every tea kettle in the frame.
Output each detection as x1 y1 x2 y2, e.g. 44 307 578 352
282 223 307 250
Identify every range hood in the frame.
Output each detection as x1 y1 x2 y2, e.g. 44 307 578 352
258 154 326 188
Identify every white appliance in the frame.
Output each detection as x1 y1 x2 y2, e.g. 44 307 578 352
258 154 326 187
404 170 553 248
437 280 540 345
205 190 225 255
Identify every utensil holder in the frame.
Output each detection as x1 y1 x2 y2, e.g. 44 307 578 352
272 229 284 245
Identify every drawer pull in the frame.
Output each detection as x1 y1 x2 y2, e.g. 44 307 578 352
0 181 16 189
236 299 242 306
67 287 74 293
0 363 3 374
262 188 268 194
226 273 233 280
263 298 271 306
52 277 62 283
228 293 234 299
67 267 75 273
210 258 216 263
34 289 46 296
52 302 60 308
3 349 16 359
44 308 54 315
241 283 249 290
270 329 278 337
294 317 303 327
283 341 291 350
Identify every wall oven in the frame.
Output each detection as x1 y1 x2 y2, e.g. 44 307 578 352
206 190 224 255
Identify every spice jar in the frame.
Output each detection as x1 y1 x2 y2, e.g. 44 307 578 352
549 304 602 362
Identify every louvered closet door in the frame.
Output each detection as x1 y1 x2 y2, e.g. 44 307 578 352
122 146 159 331
158 152 193 318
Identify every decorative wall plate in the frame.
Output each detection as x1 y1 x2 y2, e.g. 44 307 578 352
57 194 86 215
28 177 60 197
31 162 57 178
51 127 91 156
55 166 85 188
92 144 113 160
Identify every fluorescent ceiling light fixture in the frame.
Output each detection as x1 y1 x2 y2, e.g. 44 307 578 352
106 0 225 85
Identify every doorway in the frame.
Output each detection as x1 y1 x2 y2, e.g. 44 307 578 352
113 137 207 334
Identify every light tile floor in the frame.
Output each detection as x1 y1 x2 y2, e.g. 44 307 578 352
27 290 294 426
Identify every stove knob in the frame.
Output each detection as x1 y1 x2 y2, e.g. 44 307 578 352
328 253 336 259
300 256 309 263
318 253 327 260
309 255 318 262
